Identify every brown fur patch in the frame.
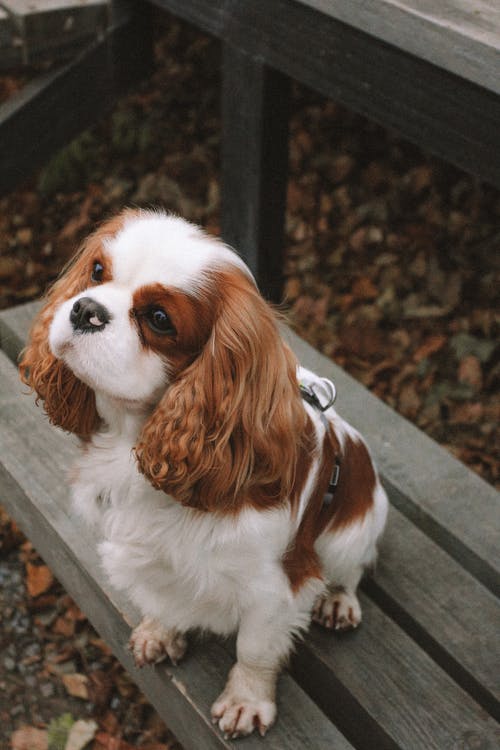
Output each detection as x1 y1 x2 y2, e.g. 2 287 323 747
283 422 377 593
132 282 215 373
282 422 338 592
319 431 376 533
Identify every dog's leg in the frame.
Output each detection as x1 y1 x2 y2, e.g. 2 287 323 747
312 565 363 630
129 617 187 667
211 583 319 738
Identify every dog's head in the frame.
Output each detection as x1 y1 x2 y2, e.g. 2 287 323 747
20 209 308 511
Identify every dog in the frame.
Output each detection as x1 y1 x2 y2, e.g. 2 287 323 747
20 209 388 739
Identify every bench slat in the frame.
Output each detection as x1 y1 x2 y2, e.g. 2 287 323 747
295 595 499 750
298 0 500 96
0 349 353 749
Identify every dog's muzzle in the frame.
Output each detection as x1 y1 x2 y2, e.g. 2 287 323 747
70 296 111 333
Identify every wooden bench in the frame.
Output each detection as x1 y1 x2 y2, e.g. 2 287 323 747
1 302 499 749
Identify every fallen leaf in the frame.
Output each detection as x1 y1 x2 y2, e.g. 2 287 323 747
398 382 421 420
351 276 378 301
449 333 497 363
413 334 446 362
26 562 54 597
65 720 98 750
11 727 48 750
458 355 483 390
94 733 136 750
53 614 76 637
62 673 90 700
48 714 75 750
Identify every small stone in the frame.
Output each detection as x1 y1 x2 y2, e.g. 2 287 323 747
40 682 55 698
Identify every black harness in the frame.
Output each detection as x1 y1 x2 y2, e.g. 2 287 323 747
299 379 341 504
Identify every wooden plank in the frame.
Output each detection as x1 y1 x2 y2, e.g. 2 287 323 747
5 301 498 591
372 506 500 717
150 0 500 188
0 7 23 69
221 43 289 301
293 594 499 750
1 0 108 65
298 0 500 96
0 0 152 195
0 349 353 750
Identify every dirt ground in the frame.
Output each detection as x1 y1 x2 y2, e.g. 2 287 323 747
0 13 499 750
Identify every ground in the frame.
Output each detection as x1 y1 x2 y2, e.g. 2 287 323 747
0 12 498 750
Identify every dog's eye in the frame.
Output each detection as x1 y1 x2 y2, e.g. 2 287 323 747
146 307 176 335
91 261 104 283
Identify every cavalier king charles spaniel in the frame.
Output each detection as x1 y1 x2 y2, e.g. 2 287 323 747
20 209 387 739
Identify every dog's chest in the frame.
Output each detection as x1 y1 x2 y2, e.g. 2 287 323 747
72 438 292 594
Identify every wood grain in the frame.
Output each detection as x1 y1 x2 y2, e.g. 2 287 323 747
298 0 500 95
294 594 499 750
150 0 500 188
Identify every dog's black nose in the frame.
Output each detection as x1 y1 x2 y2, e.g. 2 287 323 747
70 297 110 332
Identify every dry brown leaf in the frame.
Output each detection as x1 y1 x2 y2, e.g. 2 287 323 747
413 334 447 362
398 382 421 420
53 614 76 637
65 720 98 750
94 732 136 750
458 355 483 390
351 276 378 301
11 727 48 750
62 673 90 700
25 562 54 597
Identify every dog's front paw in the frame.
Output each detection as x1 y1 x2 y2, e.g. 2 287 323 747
211 695 276 739
211 663 277 739
129 617 187 667
313 588 362 630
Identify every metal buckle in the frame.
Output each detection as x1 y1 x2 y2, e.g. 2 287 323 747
299 378 337 412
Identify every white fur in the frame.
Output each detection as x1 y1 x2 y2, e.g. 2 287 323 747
48 211 387 738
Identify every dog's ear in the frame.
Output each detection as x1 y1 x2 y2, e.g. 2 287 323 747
19 211 137 438
135 270 308 512
19 245 100 439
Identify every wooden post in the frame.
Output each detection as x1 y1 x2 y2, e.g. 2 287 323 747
221 43 290 302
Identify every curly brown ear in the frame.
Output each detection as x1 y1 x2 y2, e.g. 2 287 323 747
19 211 137 438
19 302 98 440
135 269 308 512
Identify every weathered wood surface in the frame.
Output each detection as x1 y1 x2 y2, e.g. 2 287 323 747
299 0 500 96
0 348 354 750
151 0 500 189
221 44 289 302
0 0 108 66
0 7 22 69
1 300 499 748
0 0 152 194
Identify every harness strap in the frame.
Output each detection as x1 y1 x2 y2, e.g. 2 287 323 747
299 378 340 505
